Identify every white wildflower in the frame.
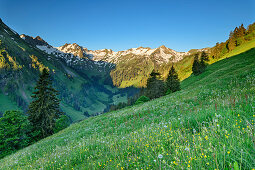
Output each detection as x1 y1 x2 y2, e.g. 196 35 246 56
158 154 163 159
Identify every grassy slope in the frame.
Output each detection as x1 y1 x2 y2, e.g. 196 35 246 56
209 38 255 64
1 47 254 169
176 38 255 84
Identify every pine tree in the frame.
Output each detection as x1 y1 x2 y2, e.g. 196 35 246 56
200 51 208 72
166 65 180 94
28 68 61 140
227 37 236 51
200 51 209 62
247 22 255 34
144 70 166 99
192 54 201 76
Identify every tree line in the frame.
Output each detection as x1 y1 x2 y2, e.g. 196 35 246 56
109 64 183 111
211 23 255 59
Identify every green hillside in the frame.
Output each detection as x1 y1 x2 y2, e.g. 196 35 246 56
1 46 254 169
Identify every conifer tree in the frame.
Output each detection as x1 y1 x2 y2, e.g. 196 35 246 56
192 54 201 75
236 24 246 38
145 70 165 99
227 38 236 51
28 68 61 140
166 65 180 94
200 51 209 72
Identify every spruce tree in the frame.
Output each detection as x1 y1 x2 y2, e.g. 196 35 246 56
166 65 180 94
192 54 201 75
200 51 209 72
145 70 166 99
28 68 61 140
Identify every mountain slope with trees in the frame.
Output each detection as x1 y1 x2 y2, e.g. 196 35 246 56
0 18 254 122
0 18 138 122
1 43 254 169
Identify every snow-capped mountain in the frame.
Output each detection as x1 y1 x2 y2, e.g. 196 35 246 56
20 34 194 87
56 43 190 64
21 35 192 86
21 35 197 87
20 35 115 72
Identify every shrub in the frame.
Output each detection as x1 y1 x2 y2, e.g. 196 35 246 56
135 96 150 105
0 110 31 158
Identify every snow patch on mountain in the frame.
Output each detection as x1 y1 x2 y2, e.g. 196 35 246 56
76 45 189 64
36 45 60 55
56 43 80 53
36 42 191 67
35 44 115 72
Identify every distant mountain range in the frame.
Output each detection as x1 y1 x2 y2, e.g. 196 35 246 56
21 33 208 88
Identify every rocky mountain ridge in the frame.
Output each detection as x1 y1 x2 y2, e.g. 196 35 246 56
57 43 190 64
19 34 196 87
21 34 192 66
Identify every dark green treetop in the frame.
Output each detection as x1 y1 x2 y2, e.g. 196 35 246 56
145 70 166 99
192 54 201 76
166 65 180 94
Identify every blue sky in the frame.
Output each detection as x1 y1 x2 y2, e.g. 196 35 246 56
0 0 254 52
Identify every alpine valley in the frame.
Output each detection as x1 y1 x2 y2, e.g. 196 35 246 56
0 18 194 122
0 18 255 123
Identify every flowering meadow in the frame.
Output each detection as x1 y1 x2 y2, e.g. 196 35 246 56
0 49 254 169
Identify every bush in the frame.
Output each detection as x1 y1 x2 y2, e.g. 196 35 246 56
166 89 172 95
135 96 150 105
54 115 70 133
0 110 31 158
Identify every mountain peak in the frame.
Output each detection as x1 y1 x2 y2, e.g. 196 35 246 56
159 45 167 48
57 43 85 58
35 36 43 41
20 34 50 47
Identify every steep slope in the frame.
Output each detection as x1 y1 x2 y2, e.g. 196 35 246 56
0 19 138 122
1 47 254 169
